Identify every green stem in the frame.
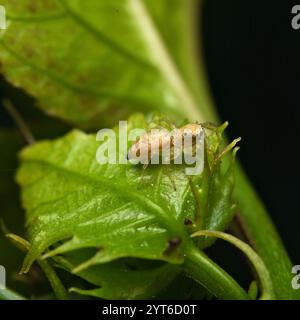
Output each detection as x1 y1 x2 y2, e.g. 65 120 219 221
234 165 298 299
191 230 275 300
183 0 298 300
38 259 68 300
183 243 249 300
5 234 68 300
0 288 25 300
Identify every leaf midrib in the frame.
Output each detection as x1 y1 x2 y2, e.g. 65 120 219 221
129 0 204 121
57 0 155 70
3 0 203 121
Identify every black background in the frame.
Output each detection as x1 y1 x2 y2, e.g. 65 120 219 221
203 0 300 266
0 0 299 291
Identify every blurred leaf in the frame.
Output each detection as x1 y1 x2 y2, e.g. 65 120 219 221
54 252 181 300
155 271 213 300
0 0 215 128
0 99 72 298
16 114 238 298
54 247 210 300
6 233 69 300
0 288 25 300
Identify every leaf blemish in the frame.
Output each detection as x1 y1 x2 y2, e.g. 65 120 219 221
184 218 193 226
163 236 182 256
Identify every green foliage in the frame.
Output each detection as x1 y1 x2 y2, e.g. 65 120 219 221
191 230 275 300
0 0 297 300
0 130 26 294
16 114 239 299
0 0 214 128
0 109 71 299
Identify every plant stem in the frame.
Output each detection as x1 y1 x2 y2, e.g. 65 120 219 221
5 234 68 300
183 243 249 300
3 100 35 145
0 288 25 300
234 165 298 299
183 0 298 300
38 259 69 300
191 230 275 300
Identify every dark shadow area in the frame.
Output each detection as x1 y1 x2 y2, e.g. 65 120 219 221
203 0 300 264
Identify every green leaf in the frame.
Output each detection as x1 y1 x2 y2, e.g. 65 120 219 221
194 125 239 248
2 0 297 300
54 252 181 300
70 265 180 300
16 114 243 299
53 250 210 300
0 102 73 299
6 233 69 300
0 0 214 128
